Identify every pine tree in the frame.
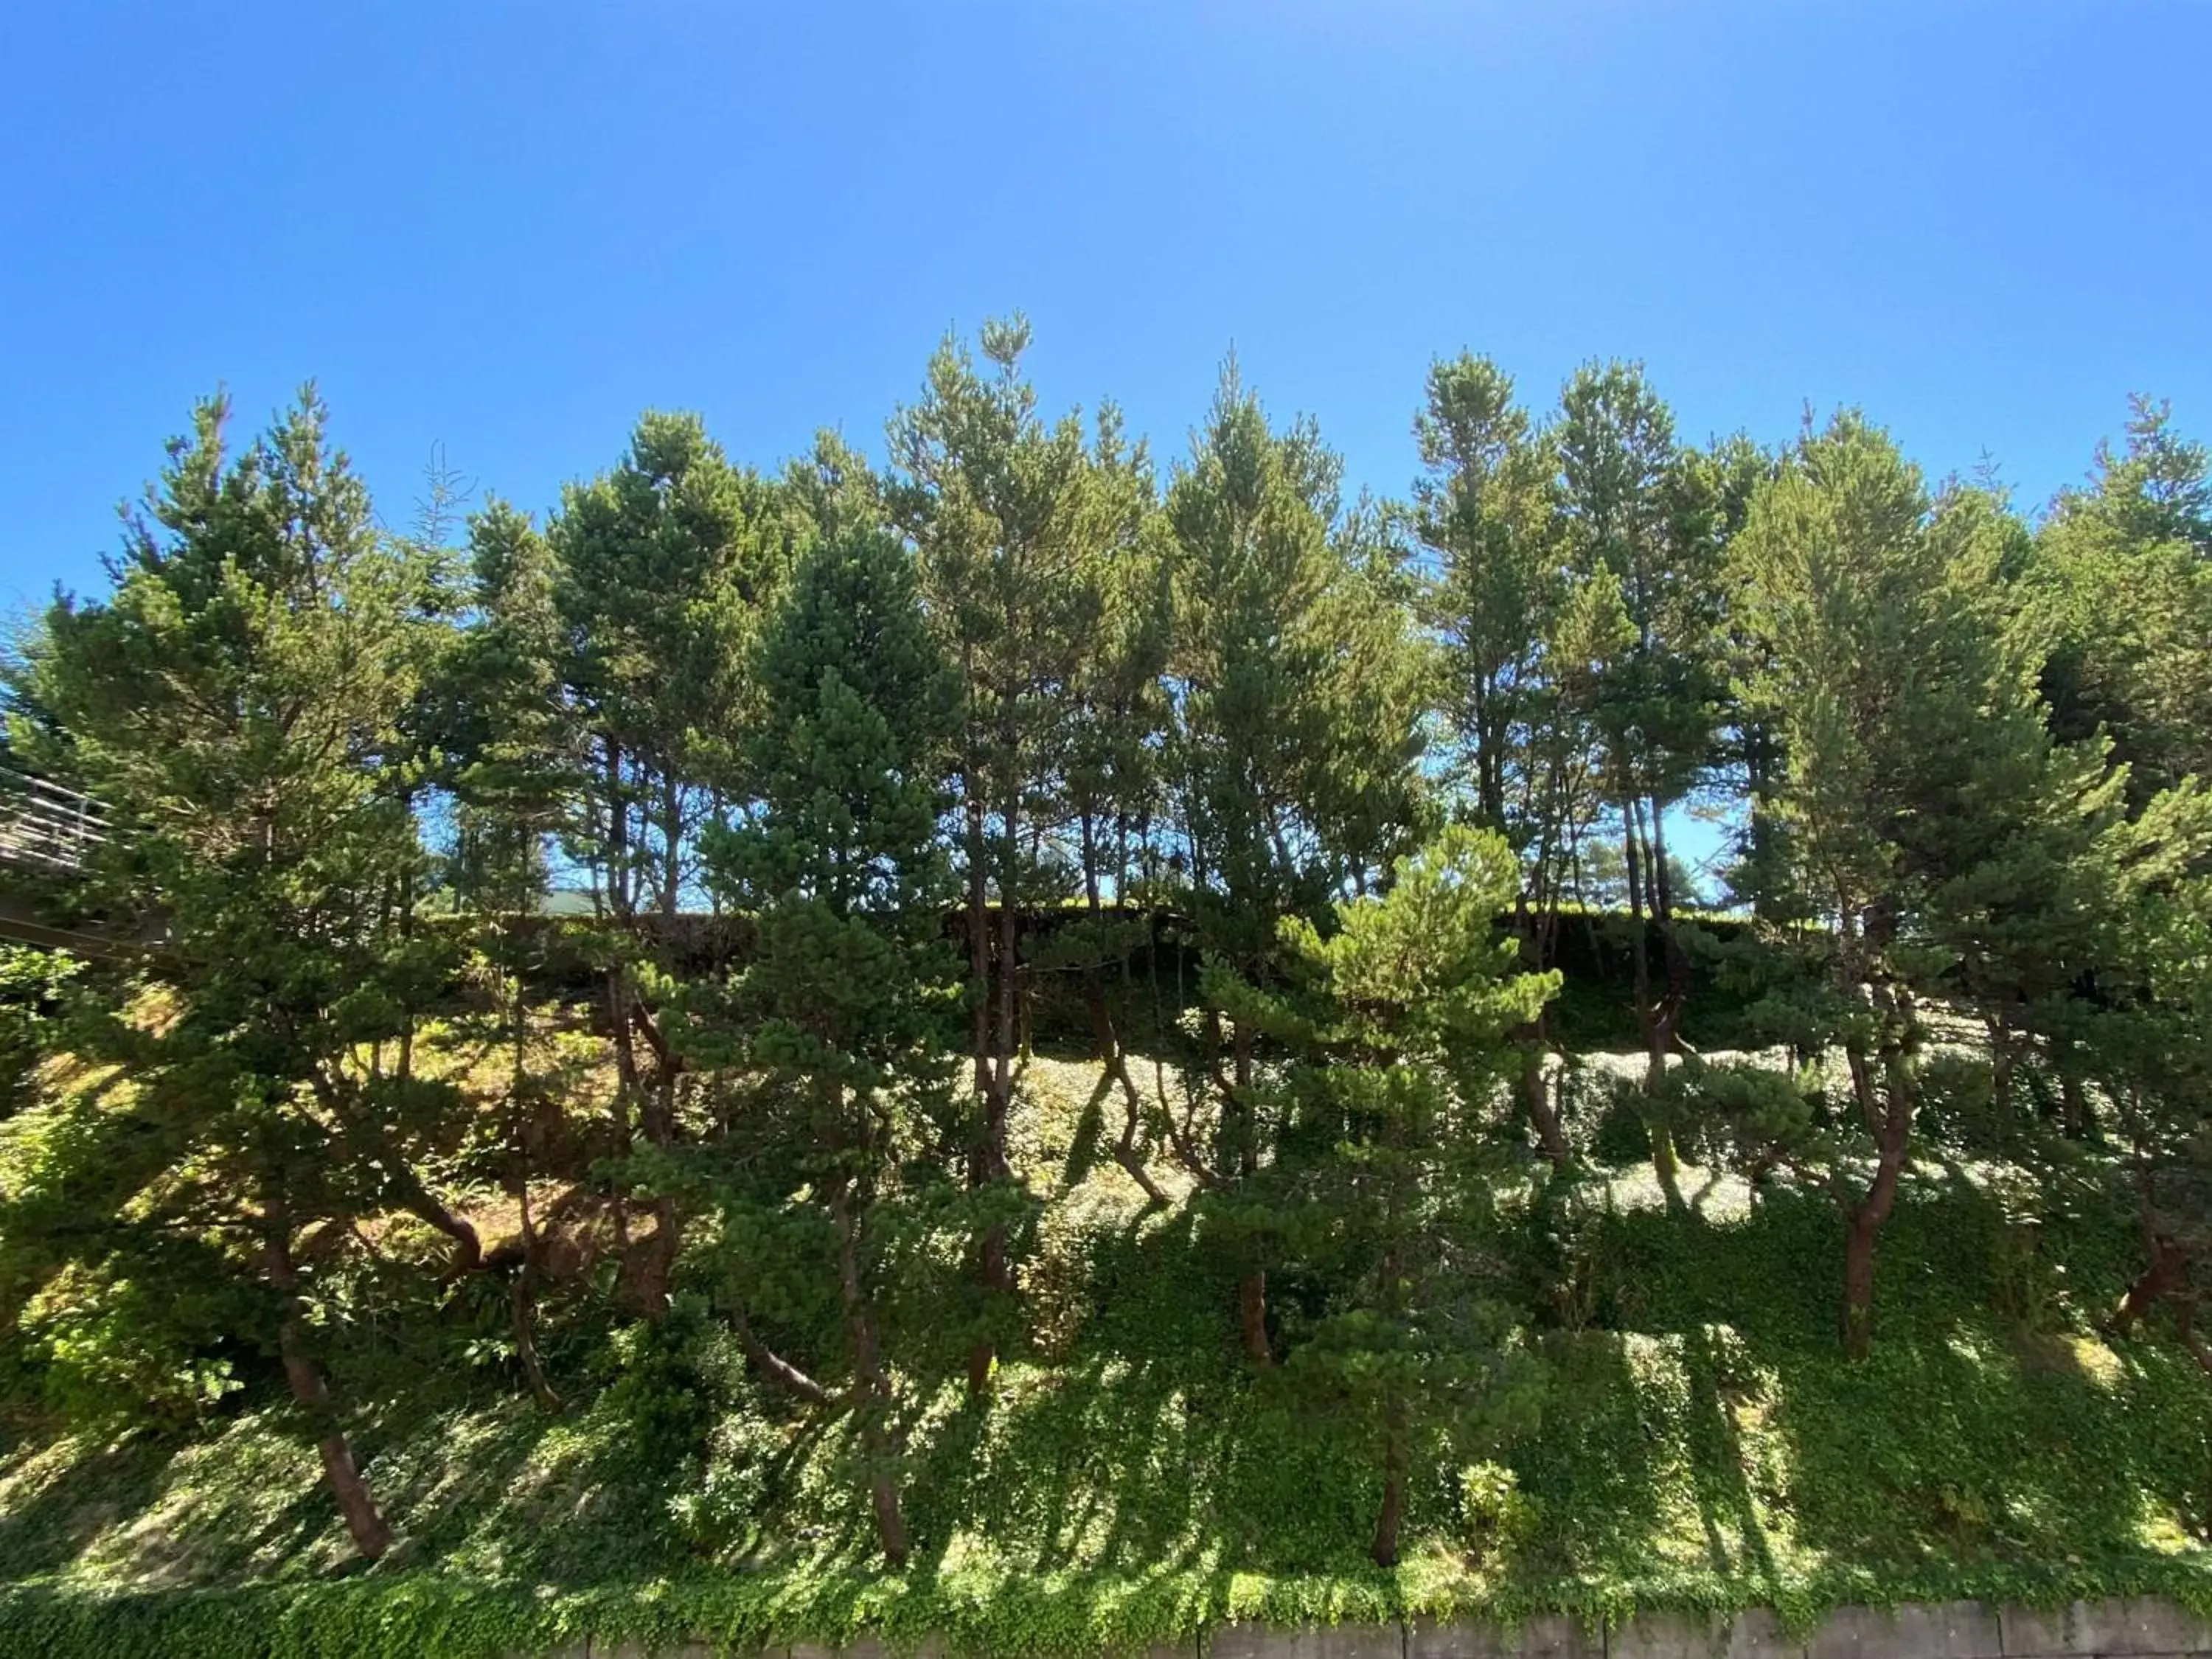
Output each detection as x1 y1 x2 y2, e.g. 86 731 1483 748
2028 398 2212 804
1555 362 1729 1197
691 524 961 1564
1417 355 1562 834
1214 824 1553 1564
434 497 574 1410
547 413 791 1316
2074 784 2212 1363
1046 404 1177 1203
1416 354 1596 1168
1165 358 1428 1364
11 390 463 1557
888 317 1110 1391
1733 411 2124 1355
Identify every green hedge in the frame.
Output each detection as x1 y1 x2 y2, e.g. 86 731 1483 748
7 1557 2212 1659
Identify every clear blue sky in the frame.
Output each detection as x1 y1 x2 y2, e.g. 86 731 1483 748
3 2 2207 619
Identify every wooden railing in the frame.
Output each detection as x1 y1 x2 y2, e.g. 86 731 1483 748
0 768 106 876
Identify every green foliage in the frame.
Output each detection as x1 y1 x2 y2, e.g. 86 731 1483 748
1220 825 1557 1562
684 522 966 1562
0 947 75 1120
1 1179 2208 1658
1167 358 1429 959
4 358 2212 1655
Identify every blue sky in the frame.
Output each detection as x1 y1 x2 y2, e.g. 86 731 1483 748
2 1 2207 623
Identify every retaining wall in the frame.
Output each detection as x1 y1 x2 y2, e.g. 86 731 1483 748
541 1597 2212 1659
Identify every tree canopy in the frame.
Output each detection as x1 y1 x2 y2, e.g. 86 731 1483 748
1 336 2208 1608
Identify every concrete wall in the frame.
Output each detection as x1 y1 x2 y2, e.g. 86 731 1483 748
544 1597 2212 1659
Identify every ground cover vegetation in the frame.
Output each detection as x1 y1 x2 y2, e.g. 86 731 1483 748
1 325 2211 1656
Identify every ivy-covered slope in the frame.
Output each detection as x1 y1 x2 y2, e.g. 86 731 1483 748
1 1054 2208 1659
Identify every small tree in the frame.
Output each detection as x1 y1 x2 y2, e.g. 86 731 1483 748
690 524 961 1564
1216 824 1554 1565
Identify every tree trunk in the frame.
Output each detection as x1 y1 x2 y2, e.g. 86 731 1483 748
1474 674 1504 828
1517 900 1572 1172
2112 1236 2191 1335
830 1186 909 1566
632 1009 684 1320
1638 799 1694 1206
1743 720 1776 922
660 770 683 919
263 1222 392 1559
1517 1040 1572 1171
1987 1014 2015 1121
1843 1078 1913 1359
2060 1066 2091 1138
961 709 1004 1396
1080 809 1100 911
1371 1420 1406 1568
1646 791 1674 919
380 1156 483 1275
732 1303 837 1407
1237 1266 1272 1368
1231 1020 1270 1366
607 967 639 1155
1084 973 1169 1206
512 1177 563 1413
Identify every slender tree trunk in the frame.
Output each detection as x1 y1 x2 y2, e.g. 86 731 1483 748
1647 794 1692 1046
1622 801 1645 927
1084 974 1169 1206
604 737 639 1161
967 717 1020 1395
1518 891 1573 1170
1843 1074 1913 1360
263 1220 392 1559
1624 798 1683 1203
963 672 1030 1393
1987 1013 2015 1121
2060 1067 2091 1138
2114 1164 2189 1338
830 1183 908 1565
1237 1267 1271 1368
1744 720 1776 922
512 1175 563 1413
1371 1415 1406 1568
607 966 639 1156
386 1160 484 1275
960 730 997 1394
660 771 683 918
1517 1039 1571 1170
1372 1189 1408 1568
396 786 418 1083
964 748 992 1122
1230 1020 1271 1367
624 777 689 1314
507 967 560 1413
634 1046 682 1317
1474 675 1505 828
